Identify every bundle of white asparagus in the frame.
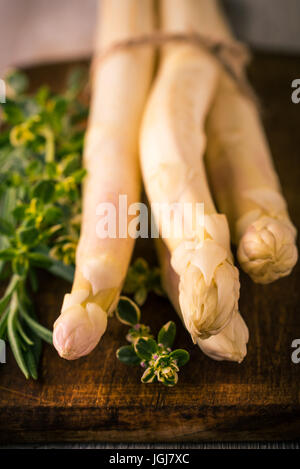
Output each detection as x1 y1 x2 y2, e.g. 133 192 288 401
53 0 297 364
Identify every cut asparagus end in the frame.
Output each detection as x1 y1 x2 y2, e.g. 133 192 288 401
53 295 108 360
197 311 249 363
238 216 298 284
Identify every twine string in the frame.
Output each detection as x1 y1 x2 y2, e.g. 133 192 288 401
91 31 258 106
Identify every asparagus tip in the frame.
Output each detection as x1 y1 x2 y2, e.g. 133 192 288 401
53 302 108 360
238 216 298 284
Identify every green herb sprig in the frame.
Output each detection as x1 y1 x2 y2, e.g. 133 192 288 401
123 257 164 306
0 69 87 378
116 297 190 387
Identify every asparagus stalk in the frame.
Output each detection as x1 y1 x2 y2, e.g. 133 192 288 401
53 0 155 359
195 0 298 283
156 239 248 363
140 0 241 341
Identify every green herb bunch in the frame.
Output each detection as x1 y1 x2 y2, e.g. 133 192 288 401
0 69 87 378
123 257 164 306
116 297 190 387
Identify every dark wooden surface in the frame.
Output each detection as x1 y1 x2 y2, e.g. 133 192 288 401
0 54 299 444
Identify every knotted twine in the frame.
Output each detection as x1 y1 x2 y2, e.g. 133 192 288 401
90 31 258 106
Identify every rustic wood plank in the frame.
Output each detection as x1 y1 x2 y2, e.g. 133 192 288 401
0 53 299 443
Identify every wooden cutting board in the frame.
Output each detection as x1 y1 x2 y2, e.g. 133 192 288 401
0 54 299 443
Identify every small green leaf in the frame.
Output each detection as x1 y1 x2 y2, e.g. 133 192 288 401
2 100 24 125
0 248 17 260
24 347 38 380
16 319 34 345
0 217 14 236
43 206 62 225
134 287 147 306
157 321 176 349
28 252 53 268
12 205 26 221
61 154 80 176
45 161 58 178
12 257 29 276
23 328 41 380
18 227 39 246
126 324 153 344
141 366 156 383
47 259 74 282
0 309 9 338
19 304 52 344
31 334 42 364
169 349 190 367
134 337 158 361
116 345 140 365
134 258 148 273
72 168 87 183
23 217 36 229
7 293 30 379
1 274 19 300
35 85 50 106
116 296 141 326
0 294 10 317
123 257 164 305
28 268 39 292
32 180 55 203
158 369 178 387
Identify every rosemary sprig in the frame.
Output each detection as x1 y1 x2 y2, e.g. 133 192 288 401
116 297 190 387
0 69 87 378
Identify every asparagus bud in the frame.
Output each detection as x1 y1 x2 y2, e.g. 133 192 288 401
171 216 240 340
53 293 107 360
236 190 298 283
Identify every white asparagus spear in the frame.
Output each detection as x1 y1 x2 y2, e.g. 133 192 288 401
53 0 155 359
156 239 248 363
194 0 298 284
140 0 241 341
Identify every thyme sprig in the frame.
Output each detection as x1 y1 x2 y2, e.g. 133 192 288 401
116 297 190 387
123 257 164 305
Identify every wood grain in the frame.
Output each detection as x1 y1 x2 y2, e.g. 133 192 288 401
0 54 299 443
